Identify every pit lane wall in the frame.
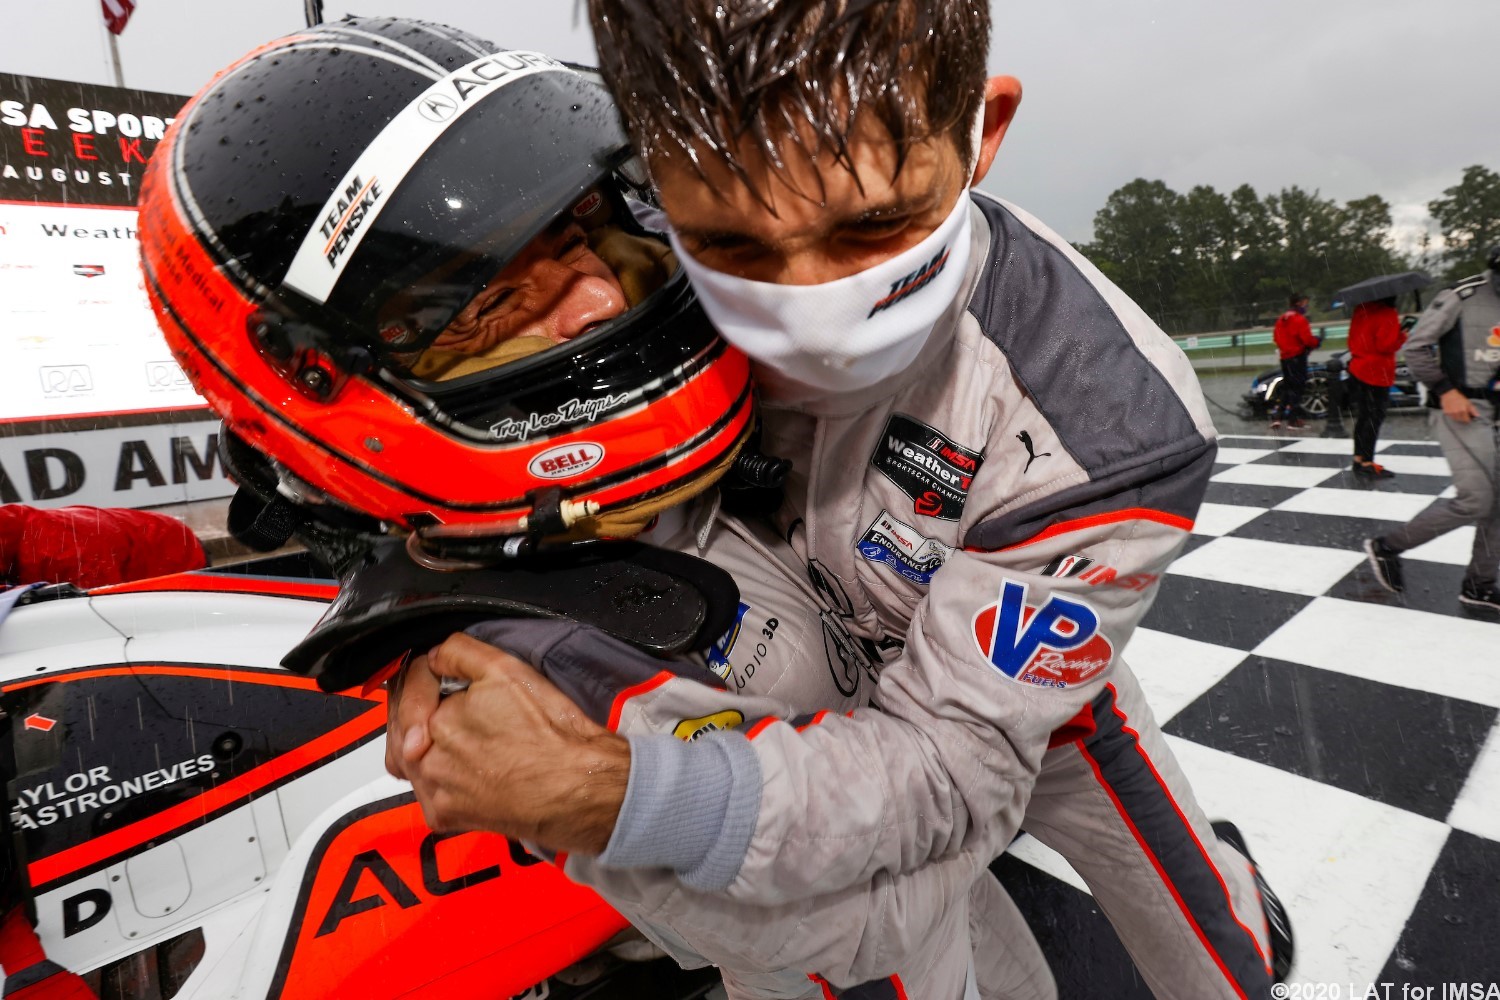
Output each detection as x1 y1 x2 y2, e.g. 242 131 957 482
0 73 231 509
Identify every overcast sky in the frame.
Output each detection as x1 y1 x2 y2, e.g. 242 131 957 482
3 0 1496 245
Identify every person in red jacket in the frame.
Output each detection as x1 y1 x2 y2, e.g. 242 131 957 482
1345 297 1408 478
1271 292 1321 428
0 504 207 590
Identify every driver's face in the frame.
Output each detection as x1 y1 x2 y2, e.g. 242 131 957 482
651 114 966 287
434 221 627 354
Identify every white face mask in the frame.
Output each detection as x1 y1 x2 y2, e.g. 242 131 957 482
670 190 974 394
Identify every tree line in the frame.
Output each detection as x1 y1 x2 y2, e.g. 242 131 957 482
1075 164 1500 335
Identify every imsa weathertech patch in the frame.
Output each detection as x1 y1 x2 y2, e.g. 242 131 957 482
871 414 983 521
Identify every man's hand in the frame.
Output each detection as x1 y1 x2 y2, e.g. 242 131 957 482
394 632 630 855
384 651 439 781
1441 388 1479 424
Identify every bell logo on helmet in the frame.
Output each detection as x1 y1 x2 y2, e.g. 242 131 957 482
572 191 603 218
528 442 605 480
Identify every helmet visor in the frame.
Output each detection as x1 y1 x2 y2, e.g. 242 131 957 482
282 64 642 363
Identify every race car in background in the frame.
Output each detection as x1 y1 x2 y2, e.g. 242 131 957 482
0 561 716 1000
1240 348 1425 419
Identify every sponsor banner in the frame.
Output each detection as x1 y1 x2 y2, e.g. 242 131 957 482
0 202 208 420
972 579 1113 689
0 418 233 509
857 508 954 585
1 72 185 207
870 413 983 521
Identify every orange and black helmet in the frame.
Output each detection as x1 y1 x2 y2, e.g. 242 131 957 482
139 17 752 550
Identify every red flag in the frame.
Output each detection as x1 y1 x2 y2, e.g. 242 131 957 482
101 0 136 35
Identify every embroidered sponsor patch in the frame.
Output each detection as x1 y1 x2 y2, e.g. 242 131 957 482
972 579 1113 689
703 602 750 682
1045 554 1158 592
673 709 745 742
857 508 954 585
870 414 983 521
1043 554 1096 579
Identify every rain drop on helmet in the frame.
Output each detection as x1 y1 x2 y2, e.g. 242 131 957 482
138 16 753 553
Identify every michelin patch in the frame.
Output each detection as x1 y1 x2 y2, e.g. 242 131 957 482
857 509 954 585
703 602 750 682
871 413 983 520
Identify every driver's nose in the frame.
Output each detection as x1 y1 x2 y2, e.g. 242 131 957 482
529 258 628 342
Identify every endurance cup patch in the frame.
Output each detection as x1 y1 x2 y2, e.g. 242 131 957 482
857 509 954 585
871 414 983 521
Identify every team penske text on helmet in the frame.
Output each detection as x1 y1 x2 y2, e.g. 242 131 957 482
139 17 752 542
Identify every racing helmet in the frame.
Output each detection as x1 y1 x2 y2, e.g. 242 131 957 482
139 17 753 551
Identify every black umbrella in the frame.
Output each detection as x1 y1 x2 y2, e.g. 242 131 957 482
1333 271 1433 309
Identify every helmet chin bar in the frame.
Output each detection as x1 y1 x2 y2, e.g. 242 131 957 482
285 534 743 691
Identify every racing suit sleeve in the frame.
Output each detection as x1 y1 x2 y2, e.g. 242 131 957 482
460 617 992 986
1403 289 1461 394
600 440 1215 905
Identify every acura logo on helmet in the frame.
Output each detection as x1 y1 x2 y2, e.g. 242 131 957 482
417 94 458 122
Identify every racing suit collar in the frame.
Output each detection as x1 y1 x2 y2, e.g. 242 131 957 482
753 195 992 418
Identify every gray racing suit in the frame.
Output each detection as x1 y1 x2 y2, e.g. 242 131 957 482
578 193 1275 1000
470 502 1053 1000
1381 270 1500 585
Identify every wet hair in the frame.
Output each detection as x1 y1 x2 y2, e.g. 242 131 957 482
585 0 989 201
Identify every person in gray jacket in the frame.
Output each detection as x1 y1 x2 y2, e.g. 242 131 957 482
1364 245 1500 611
391 2 1293 998
133 19 1054 997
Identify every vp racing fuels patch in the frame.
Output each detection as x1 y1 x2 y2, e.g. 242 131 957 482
871 414 983 521
972 579 1113 689
857 509 954 585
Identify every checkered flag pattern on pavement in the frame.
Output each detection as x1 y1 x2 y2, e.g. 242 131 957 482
993 433 1500 995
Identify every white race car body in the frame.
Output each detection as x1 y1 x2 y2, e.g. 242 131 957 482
0 570 632 1000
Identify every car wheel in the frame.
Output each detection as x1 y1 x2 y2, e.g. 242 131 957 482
1301 376 1329 418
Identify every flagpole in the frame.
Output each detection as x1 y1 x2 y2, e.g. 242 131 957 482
107 30 125 88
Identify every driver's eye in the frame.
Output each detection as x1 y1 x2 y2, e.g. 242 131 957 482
845 216 910 241
557 233 588 257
